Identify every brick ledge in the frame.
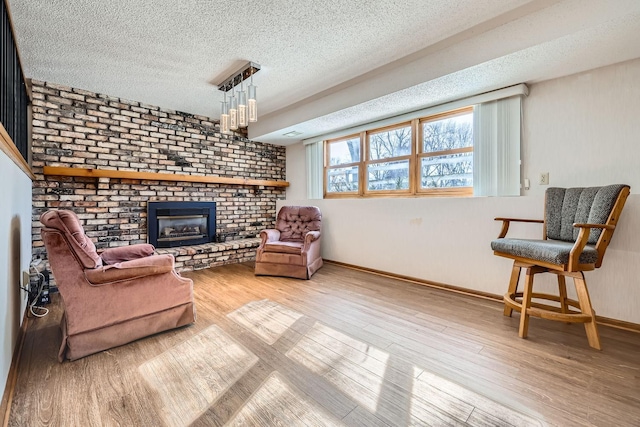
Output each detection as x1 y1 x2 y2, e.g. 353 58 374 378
155 237 261 272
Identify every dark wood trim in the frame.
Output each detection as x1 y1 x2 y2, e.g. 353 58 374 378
43 166 289 188
324 259 640 333
1 309 28 427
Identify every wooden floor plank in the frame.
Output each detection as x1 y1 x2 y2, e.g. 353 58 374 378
229 372 345 426
7 262 640 427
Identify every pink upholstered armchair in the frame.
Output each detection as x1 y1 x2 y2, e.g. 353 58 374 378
254 206 323 279
40 209 195 361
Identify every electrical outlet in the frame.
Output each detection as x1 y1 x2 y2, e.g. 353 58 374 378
539 172 549 185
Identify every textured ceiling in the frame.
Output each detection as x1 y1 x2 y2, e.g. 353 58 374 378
8 0 640 145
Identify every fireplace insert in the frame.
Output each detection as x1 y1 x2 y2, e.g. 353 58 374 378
147 201 216 248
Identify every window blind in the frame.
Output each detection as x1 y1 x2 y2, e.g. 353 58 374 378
473 96 522 196
305 141 323 199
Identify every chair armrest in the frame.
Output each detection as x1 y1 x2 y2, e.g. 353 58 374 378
568 224 615 270
494 218 544 238
85 254 175 285
304 231 320 243
303 230 321 251
494 217 544 223
260 229 281 245
100 243 155 264
567 227 593 272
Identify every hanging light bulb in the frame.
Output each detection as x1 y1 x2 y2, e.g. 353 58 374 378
229 84 238 131
237 78 247 127
248 70 257 123
220 92 230 134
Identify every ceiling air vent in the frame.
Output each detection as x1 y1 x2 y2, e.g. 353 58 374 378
283 130 303 137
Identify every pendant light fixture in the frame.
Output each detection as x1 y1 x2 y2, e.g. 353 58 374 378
217 62 260 133
229 88 238 131
237 78 248 127
220 92 230 134
248 70 257 123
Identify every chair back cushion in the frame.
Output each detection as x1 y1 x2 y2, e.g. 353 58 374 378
275 206 322 242
40 209 103 269
545 185 627 244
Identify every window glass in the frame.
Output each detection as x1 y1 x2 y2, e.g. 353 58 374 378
422 113 473 153
367 160 410 191
420 152 473 189
328 137 360 166
327 166 359 193
369 126 412 160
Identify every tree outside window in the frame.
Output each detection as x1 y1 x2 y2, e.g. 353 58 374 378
323 106 474 197
326 136 360 194
367 125 411 191
420 110 473 190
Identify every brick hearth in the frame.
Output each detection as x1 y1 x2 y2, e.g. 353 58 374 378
155 237 262 271
30 80 285 272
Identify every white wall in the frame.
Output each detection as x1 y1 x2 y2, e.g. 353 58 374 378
284 58 640 324
523 58 640 195
285 142 306 201
0 150 31 399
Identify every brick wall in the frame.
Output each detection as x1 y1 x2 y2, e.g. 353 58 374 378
30 80 286 270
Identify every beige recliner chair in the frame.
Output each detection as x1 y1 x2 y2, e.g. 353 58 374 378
40 209 196 361
254 206 323 279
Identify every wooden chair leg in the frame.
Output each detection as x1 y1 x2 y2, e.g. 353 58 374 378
573 273 601 350
519 267 535 338
557 274 568 315
504 263 522 317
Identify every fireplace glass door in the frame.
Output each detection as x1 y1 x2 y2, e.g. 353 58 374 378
157 214 208 244
147 202 216 248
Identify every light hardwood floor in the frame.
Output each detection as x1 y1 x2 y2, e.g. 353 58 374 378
7 262 640 426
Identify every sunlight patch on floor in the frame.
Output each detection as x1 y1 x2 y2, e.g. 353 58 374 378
288 325 390 413
138 324 258 427
226 372 344 426
412 369 543 427
229 299 543 426
228 299 304 344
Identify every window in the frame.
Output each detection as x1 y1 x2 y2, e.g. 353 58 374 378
367 123 412 192
325 135 361 195
419 108 473 196
323 107 473 197
315 86 525 198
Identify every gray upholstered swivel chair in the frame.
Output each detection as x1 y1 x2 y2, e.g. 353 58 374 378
491 184 630 349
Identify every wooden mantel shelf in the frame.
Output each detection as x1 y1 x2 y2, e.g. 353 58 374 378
43 166 289 188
